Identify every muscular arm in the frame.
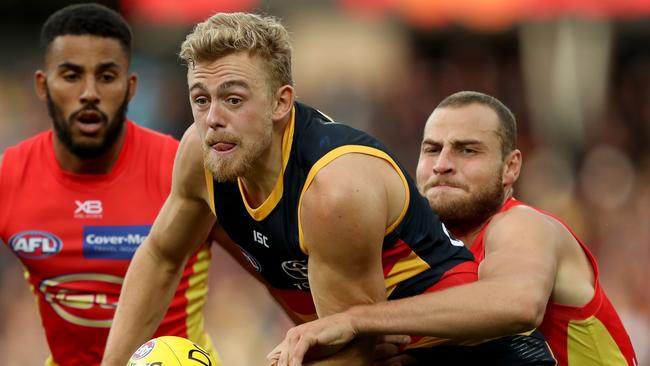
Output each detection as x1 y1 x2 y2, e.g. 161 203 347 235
347 206 558 338
288 153 404 365
101 125 216 366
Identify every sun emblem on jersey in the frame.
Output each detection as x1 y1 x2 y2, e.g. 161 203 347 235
39 273 123 327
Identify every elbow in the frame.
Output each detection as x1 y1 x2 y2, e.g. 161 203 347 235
507 296 547 333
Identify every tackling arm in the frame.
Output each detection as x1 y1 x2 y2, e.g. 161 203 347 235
346 206 558 337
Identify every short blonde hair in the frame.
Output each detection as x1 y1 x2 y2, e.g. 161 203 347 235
180 12 293 90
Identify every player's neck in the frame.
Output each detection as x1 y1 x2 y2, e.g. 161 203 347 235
52 127 126 174
449 224 484 246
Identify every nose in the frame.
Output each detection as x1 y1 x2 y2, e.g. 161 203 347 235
79 77 99 105
432 148 454 175
205 103 225 129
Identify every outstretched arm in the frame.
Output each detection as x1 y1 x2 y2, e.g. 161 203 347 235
101 125 216 366
270 206 559 365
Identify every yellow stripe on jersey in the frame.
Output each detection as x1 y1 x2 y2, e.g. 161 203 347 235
45 355 59 366
204 167 216 215
185 245 215 358
237 107 295 221
384 250 430 297
298 145 410 255
567 315 628 365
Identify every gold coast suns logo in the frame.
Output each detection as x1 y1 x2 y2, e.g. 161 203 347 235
38 273 123 327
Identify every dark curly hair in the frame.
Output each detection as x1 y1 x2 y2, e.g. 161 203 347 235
40 3 132 60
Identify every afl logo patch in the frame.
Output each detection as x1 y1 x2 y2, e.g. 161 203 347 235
9 230 63 259
131 340 156 360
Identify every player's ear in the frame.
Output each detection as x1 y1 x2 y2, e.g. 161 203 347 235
502 149 521 187
271 84 294 122
34 70 48 101
127 73 138 102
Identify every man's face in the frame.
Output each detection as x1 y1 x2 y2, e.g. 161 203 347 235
188 52 276 182
36 35 134 158
416 103 507 227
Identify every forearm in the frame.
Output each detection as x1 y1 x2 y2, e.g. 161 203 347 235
349 278 543 340
101 241 185 366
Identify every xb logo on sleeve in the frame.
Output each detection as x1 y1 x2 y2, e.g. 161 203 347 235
74 200 103 219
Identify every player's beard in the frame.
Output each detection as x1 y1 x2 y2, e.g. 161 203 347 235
46 86 128 159
203 120 273 183
428 168 505 231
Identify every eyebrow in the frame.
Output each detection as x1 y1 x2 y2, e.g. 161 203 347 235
422 138 486 147
189 80 251 93
220 80 250 90
57 61 120 73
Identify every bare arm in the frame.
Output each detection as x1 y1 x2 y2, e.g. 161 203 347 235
101 125 216 366
270 205 559 365
347 206 557 337
276 153 405 366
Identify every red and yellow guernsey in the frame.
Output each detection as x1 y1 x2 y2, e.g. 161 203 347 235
470 198 637 366
0 121 216 366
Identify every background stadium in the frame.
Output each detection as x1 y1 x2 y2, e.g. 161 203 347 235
0 0 649 364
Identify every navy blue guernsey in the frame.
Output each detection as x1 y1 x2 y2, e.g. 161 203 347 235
205 101 473 315
204 102 558 365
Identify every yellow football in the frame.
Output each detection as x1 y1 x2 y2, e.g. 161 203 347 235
127 336 218 366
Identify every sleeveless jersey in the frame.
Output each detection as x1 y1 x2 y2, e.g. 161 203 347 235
0 121 217 366
470 198 637 365
206 101 473 345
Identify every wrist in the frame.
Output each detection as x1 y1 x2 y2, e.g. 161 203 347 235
346 304 367 336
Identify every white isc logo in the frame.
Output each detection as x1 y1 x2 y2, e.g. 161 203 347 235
253 230 269 248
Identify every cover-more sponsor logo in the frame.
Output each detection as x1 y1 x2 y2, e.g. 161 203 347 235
9 230 63 259
74 200 103 219
83 225 151 260
39 273 123 327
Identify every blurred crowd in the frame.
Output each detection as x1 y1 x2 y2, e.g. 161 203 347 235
0 2 649 365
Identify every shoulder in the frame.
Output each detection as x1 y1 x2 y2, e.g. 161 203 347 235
130 121 180 152
0 132 50 173
301 153 398 238
485 203 564 252
304 153 391 205
172 124 208 198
